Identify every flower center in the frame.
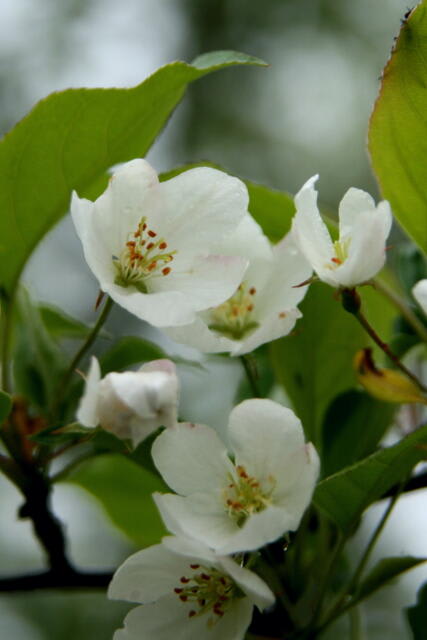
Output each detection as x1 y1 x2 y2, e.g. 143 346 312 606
224 464 276 527
174 564 239 626
327 239 350 269
113 216 176 292
208 283 259 340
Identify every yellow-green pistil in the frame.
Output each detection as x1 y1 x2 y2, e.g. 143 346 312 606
113 216 176 292
174 564 242 626
224 465 276 527
208 283 259 340
328 239 350 268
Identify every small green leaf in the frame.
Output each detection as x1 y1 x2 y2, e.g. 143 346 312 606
406 581 427 639
0 51 266 297
39 304 106 341
270 283 364 445
65 453 167 547
30 422 93 445
321 390 396 477
13 289 65 412
353 556 427 607
0 390 12 423
100 336 166 374
314 423 427 533
369 3 427 254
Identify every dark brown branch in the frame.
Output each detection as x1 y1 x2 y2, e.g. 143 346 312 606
0 569 114 592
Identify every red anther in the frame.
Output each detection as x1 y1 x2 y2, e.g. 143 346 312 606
188 610 197 618
174 588 183 594
142 223 147 230
200 573 211 581
146 242 154 250
190 564 200 569
249 287 256 295
237 466 248 478
247 304 254 312
198 599 206 607
331 257 342 264
179 595 188 602
140 240 146 246
148 230 157 238
180 577 190 583
279 312 286 318
134 230 140 237
148 261 157 271
159 241 167 249
213 606 224 616
162 267 171 276
126 241 136 248
219 595 228 602
219 577 227 586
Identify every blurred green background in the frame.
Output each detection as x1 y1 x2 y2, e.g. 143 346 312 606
1 1 426 638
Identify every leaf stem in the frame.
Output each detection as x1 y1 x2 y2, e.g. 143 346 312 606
240 354 261 397
54 296 113 413
372 278 427 343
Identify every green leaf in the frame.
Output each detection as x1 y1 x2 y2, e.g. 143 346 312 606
270 283 364 445
246 182 295 242
13 289 65 412
30 422 93 445
321 390 396 477
353 556 427 607
406 581 427 639
100 336 166 374
0 51 266 297
369 3 427 254
39 304 105 341
65 453 168 547
314 423 427 533
0 390 12 423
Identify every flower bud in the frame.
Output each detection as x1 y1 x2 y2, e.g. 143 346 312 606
354 348 427 405
77 357 179 447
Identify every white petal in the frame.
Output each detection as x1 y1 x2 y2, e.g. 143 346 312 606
274 443 320 521
219 557 275 611
333 207 392 287
105 283 196 327
139 359 177 376
76 356 101 427
164 316 238 354
413 279 427 315
292 175 334 277
154 167 249 253
153 254 248 311
152 422 233 495
217 504 298 554
228 399 305 483
110 371 178 428
232 309 300 356
108 544 193 603
114 595 253 640
154 492 237 549
338 187 376 239
211 214 272 263
161 535 218 564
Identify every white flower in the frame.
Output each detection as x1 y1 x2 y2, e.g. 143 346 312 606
108 535 274 640
71 159 250 327
77 357 179 447
164 219 311 355
413 279 427 315
152 399 319 554
291 175 392 289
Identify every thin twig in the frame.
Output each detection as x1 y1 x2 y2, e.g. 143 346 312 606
0 569 113 592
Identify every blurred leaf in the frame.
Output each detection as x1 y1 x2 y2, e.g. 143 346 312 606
314 423 427 533
246 182 295 242
100 336 166 374
369 3 427 254
0 390 12 423
397 246 427 296
0 51 266 296
30 421 92 445
406 581 427 639
39 304 106 341
321 390 396 477
270 283 364 445
352 556 427 607
65 453 168 547
13 289 65 412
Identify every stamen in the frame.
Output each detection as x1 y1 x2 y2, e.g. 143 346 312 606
113 216 176 290
223 464 276 527
208 282 260 340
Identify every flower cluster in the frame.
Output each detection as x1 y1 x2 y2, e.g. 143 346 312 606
71 159 395 639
